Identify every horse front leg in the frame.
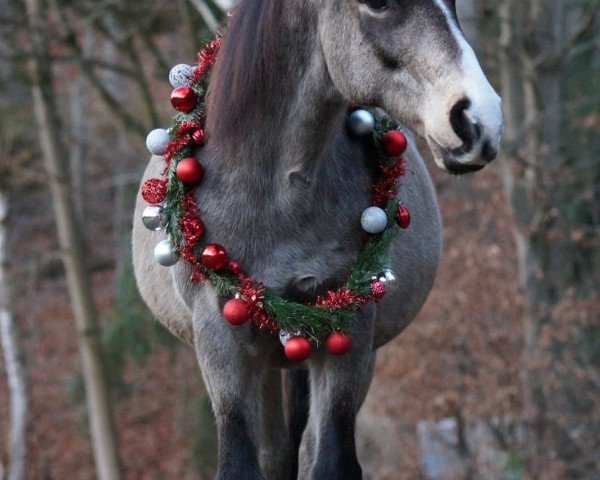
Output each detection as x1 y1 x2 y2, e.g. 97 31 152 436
307 307 376 480
192 305 264 480
253 368 295 480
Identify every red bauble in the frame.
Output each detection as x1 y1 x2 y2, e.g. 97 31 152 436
191 128 205 145
201 244 228 270
284 336 312 361
396 204 411 229
227 260 242 275
176 157 204 184
371 279 386 301
325 332 352 356
223 298 250 325
171 86 197 112
141 178 167 204
382 131 408 157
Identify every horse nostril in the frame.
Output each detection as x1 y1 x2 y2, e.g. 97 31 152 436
480 139 498 162
449 99 481 150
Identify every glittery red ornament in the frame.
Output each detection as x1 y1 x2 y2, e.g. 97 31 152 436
325 331 352 356
201 244 228 270
396 204 411 229
371 279 386 301
382 131 408 157
191 129 205 145
141 178 167 204
176 157 204 184
285 336 312 361
171 86 197 112
223 298 250 325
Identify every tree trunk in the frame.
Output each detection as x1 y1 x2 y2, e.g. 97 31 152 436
0 191 28 480
499 0 599 477
23 1 123 479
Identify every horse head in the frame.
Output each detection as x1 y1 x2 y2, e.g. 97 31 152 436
316 0 503 174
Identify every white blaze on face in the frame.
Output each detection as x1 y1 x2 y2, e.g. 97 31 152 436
429 0 503 165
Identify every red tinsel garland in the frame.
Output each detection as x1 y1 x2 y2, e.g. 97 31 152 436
316 287 369 311
191 38 222 82
178 193 205 264
372 157 407 207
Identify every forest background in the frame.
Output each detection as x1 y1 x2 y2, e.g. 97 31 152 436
0 0 598 479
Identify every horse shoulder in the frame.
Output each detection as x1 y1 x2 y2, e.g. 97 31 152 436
374 140 443 348
132 155 195 346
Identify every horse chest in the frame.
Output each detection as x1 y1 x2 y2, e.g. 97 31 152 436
197 161 372 299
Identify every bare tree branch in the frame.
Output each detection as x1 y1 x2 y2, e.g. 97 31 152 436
535 0 600 69
51 2 148 139
187 0 220 32
0 191 28 480
23 0 124 477
0 50 137 77
211 0 236 12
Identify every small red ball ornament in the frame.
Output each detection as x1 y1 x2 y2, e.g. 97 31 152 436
284 336 312 361
201 244 228 270
325 332 352 356
176 157 204 184
141 178 167 204
382 131 408 157
223 298 250 325
371 279 386 301
396 204 411 229
171 86 197 112
227 260 242 275
191 128 205 145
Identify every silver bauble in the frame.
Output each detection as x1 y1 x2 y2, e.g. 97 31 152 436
145 128 170 156
169 64 195 88
279 330 299 347
347 109 375 136
142 205 166 231
154 239 179 267
379 269 398 291
361 207 388 234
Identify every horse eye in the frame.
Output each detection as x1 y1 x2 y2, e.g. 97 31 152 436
359 0 389 12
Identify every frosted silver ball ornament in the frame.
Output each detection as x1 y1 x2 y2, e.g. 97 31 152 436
379 269 398 291
279 330 299 347
361 207 388 234
347 109 375 136
146 128 170 156
142 205 166 231
154 239 179 267
169 63 195 88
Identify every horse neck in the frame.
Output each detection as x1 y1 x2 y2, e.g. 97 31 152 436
204 2 347 200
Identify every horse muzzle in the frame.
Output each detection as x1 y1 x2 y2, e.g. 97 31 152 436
427 97 503 175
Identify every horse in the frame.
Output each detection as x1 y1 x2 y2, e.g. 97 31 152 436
132 0 503 478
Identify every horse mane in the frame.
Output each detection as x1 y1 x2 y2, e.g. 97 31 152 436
206 0 289 140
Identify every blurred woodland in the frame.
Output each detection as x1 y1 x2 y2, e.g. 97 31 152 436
0 0 599 479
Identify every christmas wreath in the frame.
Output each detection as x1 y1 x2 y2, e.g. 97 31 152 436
140 36 411 361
